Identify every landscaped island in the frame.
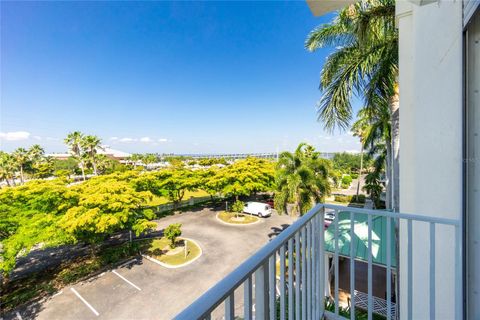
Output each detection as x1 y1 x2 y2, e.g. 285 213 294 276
139 237 201 267
217 211 260 225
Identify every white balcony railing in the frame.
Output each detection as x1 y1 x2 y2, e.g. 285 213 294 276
174 204 461 320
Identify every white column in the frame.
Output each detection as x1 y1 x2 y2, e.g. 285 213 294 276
396 1 463 319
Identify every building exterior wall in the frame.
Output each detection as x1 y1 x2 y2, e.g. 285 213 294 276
465 9 480 320
396 1 463 319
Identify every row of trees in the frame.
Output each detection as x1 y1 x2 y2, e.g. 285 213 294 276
64 131 103 180
0 132 112 186
0 145 48 186
136 157 275 209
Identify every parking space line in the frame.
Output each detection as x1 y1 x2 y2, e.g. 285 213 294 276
15 311 22 320
112 270 141 291
70 288 99 316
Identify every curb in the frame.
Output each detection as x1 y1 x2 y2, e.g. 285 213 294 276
141 237 202 269
215 212 262 226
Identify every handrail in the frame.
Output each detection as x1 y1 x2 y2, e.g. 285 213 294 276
322 203 459 226
173 203 324 320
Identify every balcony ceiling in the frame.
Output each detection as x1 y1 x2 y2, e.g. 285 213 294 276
306 0 355 16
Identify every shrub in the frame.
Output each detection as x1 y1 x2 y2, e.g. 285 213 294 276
164 223 182 248
54 169 71 178
341 175 353 184
341 175 352 188
57 259 102 284
334 195 352 203
351 194 366 203
231 200 245 213
350 173 359 179
99 242 139 265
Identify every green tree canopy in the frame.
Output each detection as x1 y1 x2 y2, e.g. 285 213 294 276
60 178 156 244
206 158 275 200
135 169 201 209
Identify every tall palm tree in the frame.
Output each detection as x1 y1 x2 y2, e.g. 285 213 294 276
81 135 103 175
12 148 29 184
305 0 399 210
353 99 391 207
352 126 365 199
275 143 331 216
64 131 86 181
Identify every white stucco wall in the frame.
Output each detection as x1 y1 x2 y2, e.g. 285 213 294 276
396 1 463 319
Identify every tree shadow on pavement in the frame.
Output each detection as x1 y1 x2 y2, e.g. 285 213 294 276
268 224 291 239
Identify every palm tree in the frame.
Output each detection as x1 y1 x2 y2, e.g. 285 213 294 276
0 151 16 186
64 131 86 180
81 135 103 175
12 148 29 184
28 144 45 161
305 0 399 210
353 100 391 207
352 126 365 199
275 143 331 216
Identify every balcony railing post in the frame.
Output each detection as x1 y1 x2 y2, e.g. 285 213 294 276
295 232 301 320
225 293 234 320
334 209 339 316
302 226 307 320
386 216 392 320
288 238 294 320
307 221 312 320
350 211 355 320
280 245 286 320
255 260 270 320
319 206 325 317
244 276 253 320
268 255 276 320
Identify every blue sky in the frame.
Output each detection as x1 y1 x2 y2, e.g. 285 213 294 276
0 1 361 154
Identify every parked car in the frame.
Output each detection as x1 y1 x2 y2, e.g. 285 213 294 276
324 211 335 222
324 211 335 229
265 199 274 208
243 201 272 218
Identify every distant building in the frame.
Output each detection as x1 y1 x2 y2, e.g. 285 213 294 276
47 146 131 161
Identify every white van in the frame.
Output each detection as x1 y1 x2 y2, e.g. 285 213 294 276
243 201 272 218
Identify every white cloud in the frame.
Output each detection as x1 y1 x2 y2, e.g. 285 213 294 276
158 138 168 142
33 135 42 140
110 137 119 141
140 137 153 143
119 137 136 143
0 131 31 141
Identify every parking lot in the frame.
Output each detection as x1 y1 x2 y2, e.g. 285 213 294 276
4 208 294 320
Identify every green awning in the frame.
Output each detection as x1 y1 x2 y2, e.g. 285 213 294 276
325 211 397 268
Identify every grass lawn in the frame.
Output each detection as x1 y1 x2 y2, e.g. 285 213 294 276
146 190 210 206
325 199 350 206
217 211 259 224
138 237 201 266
